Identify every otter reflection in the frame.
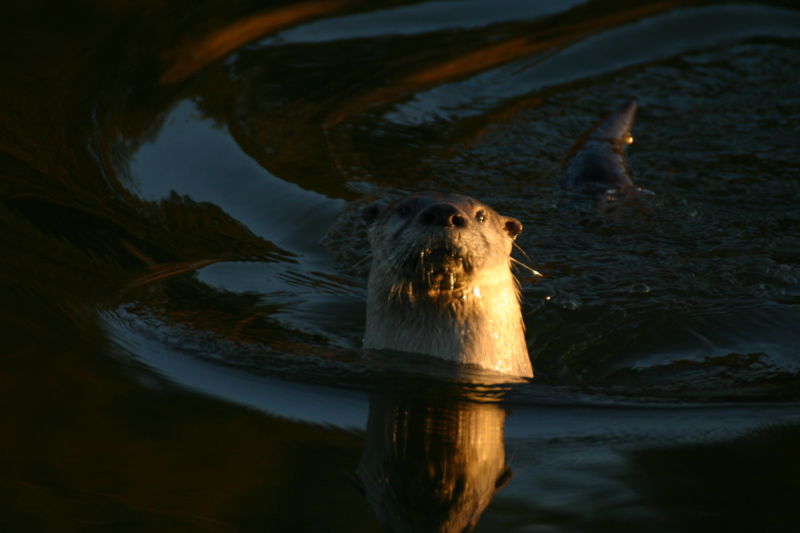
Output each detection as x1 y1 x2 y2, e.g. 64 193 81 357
356 388 510 533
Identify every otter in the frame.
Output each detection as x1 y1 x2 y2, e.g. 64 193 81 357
561 99 638 190
361 192 533 378
561 99 647 209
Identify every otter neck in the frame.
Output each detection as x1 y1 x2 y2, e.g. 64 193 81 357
364 263 533 378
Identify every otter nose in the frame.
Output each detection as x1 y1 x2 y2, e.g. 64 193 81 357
419 203 467 227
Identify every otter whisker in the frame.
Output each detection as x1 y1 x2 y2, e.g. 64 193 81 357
511 257 544 278
512 241 533 263
510 242 543 277
351 253 372 269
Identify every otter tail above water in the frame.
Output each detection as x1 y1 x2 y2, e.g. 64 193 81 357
561 99 638 191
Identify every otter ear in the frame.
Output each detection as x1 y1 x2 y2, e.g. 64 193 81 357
361 203 382 225
503 217 523 239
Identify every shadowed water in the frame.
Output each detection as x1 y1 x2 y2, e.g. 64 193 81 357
2 1 799 532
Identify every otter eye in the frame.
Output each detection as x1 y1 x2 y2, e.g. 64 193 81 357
397 204 411 217
475 210 486 223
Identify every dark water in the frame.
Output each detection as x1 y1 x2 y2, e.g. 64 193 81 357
2 1 800 531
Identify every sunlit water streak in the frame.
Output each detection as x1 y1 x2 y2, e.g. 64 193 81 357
385 4 800 126
259 0 587 44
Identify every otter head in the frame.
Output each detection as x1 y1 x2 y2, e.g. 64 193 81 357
361 192 532 377
362 192 522 302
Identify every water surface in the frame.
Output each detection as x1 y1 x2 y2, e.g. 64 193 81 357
2 1 799 531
